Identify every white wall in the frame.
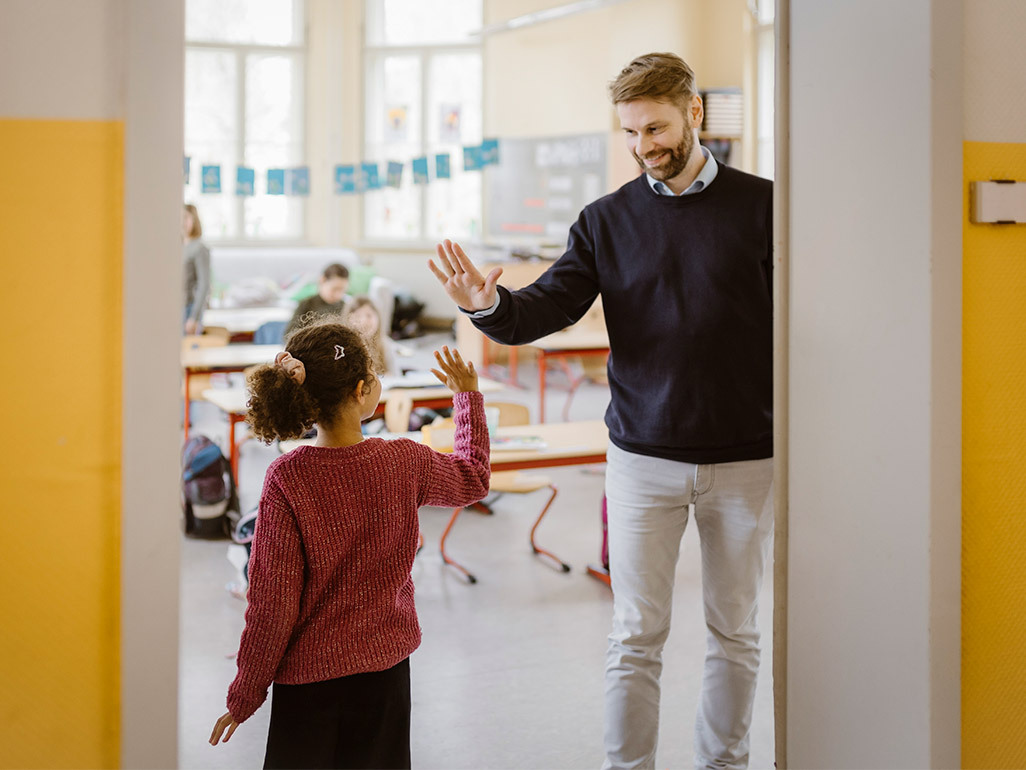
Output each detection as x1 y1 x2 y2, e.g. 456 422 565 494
785 1 961 767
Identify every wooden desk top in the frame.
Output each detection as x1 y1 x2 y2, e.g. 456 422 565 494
531 328 610 352
181 343 280 371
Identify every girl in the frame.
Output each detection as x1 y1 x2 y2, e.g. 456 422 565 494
182 203 210 334
208 320 490 769
345 295 397 375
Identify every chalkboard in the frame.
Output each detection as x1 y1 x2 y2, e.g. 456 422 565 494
486 134 607 243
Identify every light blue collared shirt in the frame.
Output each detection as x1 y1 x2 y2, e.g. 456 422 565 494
466 146 719 319
647 145 718 196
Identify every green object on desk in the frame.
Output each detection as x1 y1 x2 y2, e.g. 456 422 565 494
289 280 318 302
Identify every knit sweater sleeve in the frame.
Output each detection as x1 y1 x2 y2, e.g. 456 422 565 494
472 209 601 345
226 474 304 723
419 390 491 507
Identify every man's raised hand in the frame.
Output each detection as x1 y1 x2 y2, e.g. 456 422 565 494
428 239 503 312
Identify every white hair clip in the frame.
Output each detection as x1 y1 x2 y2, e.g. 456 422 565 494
334 345 345 360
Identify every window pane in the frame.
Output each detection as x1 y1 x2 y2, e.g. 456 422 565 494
184 49 238 238
365 55 422 239
186 0 304 45
756 27 774 180
366 0 481 45
426 52 482 239
244 53 304 239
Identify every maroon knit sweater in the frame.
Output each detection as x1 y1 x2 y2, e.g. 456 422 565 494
226 391 490 722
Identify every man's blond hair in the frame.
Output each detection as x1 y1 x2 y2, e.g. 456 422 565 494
608 52 697 114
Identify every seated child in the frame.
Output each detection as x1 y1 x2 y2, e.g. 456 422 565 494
285 263 350 337
345 296 397 375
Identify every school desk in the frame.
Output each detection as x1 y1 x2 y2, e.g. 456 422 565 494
181 343 281 444
201 307 294 342
201 375 505 482
530 328 610 422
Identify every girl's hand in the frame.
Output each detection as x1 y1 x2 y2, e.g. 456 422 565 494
209 711 240 746
431 346 478 394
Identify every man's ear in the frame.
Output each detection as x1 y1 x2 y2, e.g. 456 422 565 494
690 93 704 129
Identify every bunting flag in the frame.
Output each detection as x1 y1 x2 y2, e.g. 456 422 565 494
236 166 255 196
481 138 499 166
435 153 451 179
463 144 483 171
412 156 429 185
386 161 404 188
267 168 285 195
287 166 310 196
361 162 381 190
184 156 191 184
201 165 221 193
335 164 357 194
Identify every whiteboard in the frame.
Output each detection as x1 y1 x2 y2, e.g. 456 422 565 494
486 134 607 244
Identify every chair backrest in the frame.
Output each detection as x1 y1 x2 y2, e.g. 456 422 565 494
253 320 288 346
384 392 414 433
487 401 530 427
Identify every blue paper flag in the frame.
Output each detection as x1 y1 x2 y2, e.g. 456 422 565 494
287 166 310 196
184 156 191 184
386 161 404 189
412 157 429 185
361 162 381 190
267 168 285 195
334 165 357 194
236 166 255 196
481 138 500 166
463 145 484 171
201 164 221 193
435 153 451 179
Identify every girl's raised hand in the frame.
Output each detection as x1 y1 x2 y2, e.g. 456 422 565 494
431 346 478 394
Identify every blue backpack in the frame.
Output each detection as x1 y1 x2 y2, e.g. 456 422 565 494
181 435 240 538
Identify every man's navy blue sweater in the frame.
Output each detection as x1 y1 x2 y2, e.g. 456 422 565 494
472 166 773 464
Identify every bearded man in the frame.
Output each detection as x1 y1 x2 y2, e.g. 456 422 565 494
429 52 774 770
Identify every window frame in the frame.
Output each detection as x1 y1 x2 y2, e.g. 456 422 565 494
361 38 482 248
184 16 308 244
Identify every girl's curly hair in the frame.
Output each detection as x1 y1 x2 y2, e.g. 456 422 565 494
246 319 376 443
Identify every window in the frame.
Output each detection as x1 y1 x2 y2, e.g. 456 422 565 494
754 0 774 180
184 0 306 241
363 0 483 242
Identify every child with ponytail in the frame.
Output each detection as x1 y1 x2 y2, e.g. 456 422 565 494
208 319 490 769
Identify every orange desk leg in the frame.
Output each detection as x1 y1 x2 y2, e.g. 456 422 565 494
183 370 192 442
227 413 245 482
538 351 548 422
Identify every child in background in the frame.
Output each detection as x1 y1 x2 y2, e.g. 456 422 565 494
208 320 489 769
285 263 351 337
345 295 397 375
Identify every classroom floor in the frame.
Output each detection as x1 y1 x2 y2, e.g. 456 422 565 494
178 332 775 770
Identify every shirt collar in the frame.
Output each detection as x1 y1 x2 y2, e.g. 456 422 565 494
647 145 718 196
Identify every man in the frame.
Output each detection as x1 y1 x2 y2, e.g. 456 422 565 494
429 52 773 770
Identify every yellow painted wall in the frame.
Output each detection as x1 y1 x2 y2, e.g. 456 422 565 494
963 141 1026 768
0 119 122 769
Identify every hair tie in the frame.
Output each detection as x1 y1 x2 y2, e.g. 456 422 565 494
274 351 306 384
334 345 345 360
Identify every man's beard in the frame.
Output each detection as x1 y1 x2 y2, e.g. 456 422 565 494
633 131 695 182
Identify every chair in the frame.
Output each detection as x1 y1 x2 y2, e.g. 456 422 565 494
253 320 287 346
384 392 414 433
181 331 229 403
425 401 570 583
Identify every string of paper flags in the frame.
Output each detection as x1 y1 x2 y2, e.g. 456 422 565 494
185 139 500 196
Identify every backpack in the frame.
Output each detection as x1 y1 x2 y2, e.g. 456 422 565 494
181 435 240 538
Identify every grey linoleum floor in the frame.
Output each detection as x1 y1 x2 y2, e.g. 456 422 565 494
179 332 774 769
